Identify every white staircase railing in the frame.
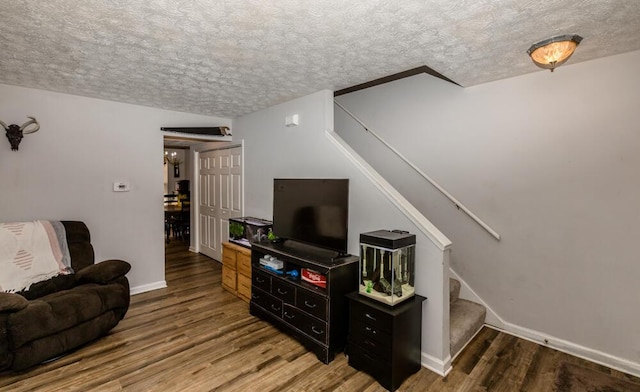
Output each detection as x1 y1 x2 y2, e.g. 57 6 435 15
334 100 501 241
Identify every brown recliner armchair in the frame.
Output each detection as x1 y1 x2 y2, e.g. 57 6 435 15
0 221 131 371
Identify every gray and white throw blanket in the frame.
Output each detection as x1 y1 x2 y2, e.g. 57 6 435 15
0 220 73 293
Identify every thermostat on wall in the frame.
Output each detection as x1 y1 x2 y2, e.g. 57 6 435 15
113 182 130 192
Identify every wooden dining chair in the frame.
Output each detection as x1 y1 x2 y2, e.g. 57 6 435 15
170 201 190 241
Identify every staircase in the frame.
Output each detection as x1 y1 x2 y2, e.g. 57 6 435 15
450 278 486 357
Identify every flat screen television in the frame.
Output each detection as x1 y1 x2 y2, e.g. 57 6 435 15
273 178 349 255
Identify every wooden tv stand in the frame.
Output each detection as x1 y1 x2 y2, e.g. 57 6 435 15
249 241 358 363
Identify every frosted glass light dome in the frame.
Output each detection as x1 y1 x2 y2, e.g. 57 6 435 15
527 35 583 72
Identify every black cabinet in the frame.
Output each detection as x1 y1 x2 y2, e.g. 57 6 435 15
346 292 426 392
249 241 358 363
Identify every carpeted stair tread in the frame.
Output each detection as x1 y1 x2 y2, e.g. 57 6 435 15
450 278 461 304
450 298 486 356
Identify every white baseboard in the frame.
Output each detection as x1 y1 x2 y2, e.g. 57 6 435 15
421 352 452 377
493 323 640 378
130 281 167 295
188 246 197 253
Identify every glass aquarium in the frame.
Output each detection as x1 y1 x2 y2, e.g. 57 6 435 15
359 230 416 306
229 217 273 248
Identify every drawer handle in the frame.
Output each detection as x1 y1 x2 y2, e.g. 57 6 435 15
251 294 260 300
304 300 317 309
256 277 266 283
277 288 288 295
365 326 377 335
311 326 324 335
271 304 281 312
365 313 377 321
284 312 295 320
364 339 376 349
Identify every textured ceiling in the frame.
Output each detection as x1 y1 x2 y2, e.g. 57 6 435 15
1 1 639 118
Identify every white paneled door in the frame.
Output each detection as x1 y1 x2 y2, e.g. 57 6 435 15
198 146 243 261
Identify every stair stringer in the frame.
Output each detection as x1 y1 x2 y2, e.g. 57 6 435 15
326 129 454 376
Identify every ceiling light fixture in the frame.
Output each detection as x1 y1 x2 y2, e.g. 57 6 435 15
527 34 583 72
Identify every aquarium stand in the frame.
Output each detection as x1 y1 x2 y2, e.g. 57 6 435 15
346 292 426 391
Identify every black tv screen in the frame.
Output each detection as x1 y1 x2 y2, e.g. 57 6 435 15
273 178 349 254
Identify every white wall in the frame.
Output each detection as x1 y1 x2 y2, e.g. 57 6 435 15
234 90 451 373
0 84 231 292
335 50 640 373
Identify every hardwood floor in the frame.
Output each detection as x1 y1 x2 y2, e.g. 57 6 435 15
2 242 639 391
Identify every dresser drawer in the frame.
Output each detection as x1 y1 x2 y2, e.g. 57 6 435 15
237 252 252 276
252 269 271 292
251 287 282 318
350 299 393 333
222 248 237 269
349 319 391 354
284 305 327 344
297 289 328 320
222 265 237 291
347 342 391 383
272 279 296 305
237 274 252 302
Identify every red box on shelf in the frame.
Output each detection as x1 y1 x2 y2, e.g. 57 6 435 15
301 268 326 288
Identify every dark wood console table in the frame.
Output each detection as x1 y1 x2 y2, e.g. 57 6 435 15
249 241 358 363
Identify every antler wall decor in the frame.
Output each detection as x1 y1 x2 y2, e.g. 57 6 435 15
0 116 40 151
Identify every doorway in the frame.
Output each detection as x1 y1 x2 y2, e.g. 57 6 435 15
163 144 191 250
